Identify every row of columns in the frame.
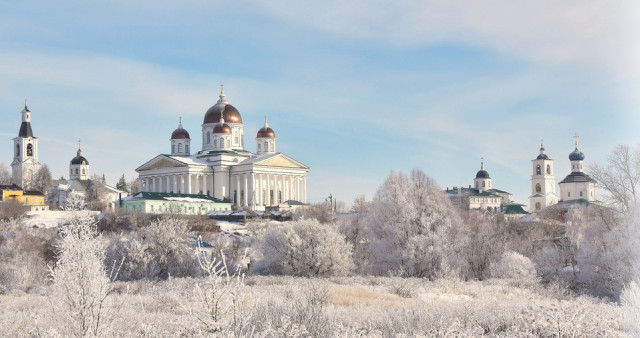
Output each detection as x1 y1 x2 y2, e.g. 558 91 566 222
141 172 307 208
230 172 306 207
141 173 211 196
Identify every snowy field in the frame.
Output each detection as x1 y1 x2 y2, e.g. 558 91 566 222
22 210 100 228
0 276 629 336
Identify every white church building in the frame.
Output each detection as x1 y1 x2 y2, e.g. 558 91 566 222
529 135 597 212
136 87 310 211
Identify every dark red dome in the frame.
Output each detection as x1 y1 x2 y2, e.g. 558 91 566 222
213 123 232 134
204 103 242 124
171 127 190 139
257 127 275 138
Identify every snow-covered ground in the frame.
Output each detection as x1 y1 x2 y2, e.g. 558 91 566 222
22 210 100 228
216 220 248 235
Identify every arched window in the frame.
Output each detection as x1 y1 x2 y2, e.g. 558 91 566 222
220 138 224 148
82 168 85 175
207 132 211 144
213 139 217 148
27 143 33 156
16 144 20 157
580 191 583 197
185 145 189 153
568 192 571 198
536 183 541 192
75 168 79 175
172 144 175 153
536 165 541 175
178 143 183 152
257 143 261 152
546 165 551 174
264 141 268 151
482 181 485 187
535 202 541 210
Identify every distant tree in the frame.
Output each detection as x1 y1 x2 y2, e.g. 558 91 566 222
350 194 371 214
86 175 109 211
30 164 52 194
364 169 459 278
0 163 11 185
129 177 140 194
116 174 128 193
590 144 640 212
253 218 353 277
338 195 371 272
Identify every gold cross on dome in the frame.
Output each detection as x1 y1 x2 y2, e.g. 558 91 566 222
220 83 224 94
573 133 579 148
24 98 27 108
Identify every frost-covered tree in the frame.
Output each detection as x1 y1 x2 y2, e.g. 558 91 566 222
86 174 109 211
564 204 634 299
338 195 371 272
0 162 11 185
590 144 640 212
30 164 52 194
365 170 458 278
128 177 140 195
253 218 353 277
453 213 505 280
490 251 537 280
49 196 120 336
106 217 199 280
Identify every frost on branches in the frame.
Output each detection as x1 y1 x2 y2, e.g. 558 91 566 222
48 194 122 336
252 218 354 277
364 169 459 278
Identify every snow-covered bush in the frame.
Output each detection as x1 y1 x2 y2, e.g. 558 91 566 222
106 217 199 280
49 199 121 336
490 251 537 280
364 170 459 278
252 218 354 277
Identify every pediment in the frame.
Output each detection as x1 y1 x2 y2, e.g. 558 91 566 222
136 155 187 172
255 154 308 169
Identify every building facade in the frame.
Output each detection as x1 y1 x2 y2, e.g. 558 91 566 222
136 87 310 211
558 135 597 202
11 102 41 188
529 142 559 211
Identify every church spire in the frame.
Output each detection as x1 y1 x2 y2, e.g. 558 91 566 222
573 133 579 149
217 84 228 104
264 115 268 128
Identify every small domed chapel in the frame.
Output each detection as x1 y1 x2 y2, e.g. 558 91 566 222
135 86 309 211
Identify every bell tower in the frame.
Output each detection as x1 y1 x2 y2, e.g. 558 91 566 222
11 100 41 189
529 141 558 211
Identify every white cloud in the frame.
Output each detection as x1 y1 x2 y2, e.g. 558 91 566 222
254 0 640 72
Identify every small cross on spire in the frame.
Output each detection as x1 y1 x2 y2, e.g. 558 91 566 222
78 139 81 150
24 98 28 108
220 83 224 95
481 157 485 170
179 116 182 125
573 133 579 148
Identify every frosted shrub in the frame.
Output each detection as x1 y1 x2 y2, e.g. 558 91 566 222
253 218 353 277
49 199 121 336
193 243 252 335
107 217 199 280
490 251 537 280
365 170 458 278
622 280 640 335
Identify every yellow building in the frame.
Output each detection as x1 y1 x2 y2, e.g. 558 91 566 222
0 185 48 211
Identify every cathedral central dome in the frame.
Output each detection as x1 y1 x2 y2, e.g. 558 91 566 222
203 89 242 124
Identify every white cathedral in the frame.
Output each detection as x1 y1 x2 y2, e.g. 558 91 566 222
529 135 597 212
135 87 310 210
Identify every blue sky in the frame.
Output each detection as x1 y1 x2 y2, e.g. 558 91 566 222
1 1 639 208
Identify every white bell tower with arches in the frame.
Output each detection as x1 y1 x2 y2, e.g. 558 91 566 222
529 141 558 211
11 100 41 189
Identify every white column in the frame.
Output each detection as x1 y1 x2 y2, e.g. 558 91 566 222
258 174 263 206
302 176 307 203
295 176 300 201
266 174 271 206
235 175 240 206
249 172 255 207
243 174 248 206
186 174 192 194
